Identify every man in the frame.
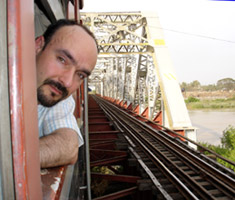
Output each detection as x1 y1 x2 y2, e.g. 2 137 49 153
35 19 98 168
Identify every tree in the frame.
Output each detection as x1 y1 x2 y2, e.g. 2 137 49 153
202 84 217 91
191 80 201 87
217 78 235 91
188 80 201 91
221 126 235 150
181 82 187 88
199 125 235 171
180 82 188 92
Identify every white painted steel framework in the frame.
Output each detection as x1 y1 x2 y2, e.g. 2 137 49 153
82 12 196 144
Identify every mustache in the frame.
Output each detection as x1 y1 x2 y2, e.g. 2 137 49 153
43 79 68 97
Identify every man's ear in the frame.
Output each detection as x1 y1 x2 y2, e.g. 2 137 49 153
35 36 45 54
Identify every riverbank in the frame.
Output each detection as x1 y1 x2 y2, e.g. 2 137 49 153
186 97 235 110
183 90 235 110
183 90 235 100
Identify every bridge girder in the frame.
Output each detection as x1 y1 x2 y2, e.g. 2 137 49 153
83 12 196 145
83 12 158 116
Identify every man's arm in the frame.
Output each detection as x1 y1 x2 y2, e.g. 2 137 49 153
39 128 79 168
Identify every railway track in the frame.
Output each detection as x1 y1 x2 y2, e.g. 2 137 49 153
91 95 235 200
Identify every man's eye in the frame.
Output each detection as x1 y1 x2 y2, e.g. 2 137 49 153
58 56 65 64
77 72 85 79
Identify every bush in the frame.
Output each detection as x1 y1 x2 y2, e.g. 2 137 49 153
221 125 235 150
200 126 235 171
185 96 200 103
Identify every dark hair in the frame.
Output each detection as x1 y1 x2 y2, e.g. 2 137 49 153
42 19 98 50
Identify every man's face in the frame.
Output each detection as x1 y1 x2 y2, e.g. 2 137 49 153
35 25 98 107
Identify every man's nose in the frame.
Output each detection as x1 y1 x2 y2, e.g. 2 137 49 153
59 69 74 88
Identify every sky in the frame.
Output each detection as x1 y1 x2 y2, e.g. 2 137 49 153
82 0 235 85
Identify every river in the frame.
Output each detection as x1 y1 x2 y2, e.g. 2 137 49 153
188 110 235 146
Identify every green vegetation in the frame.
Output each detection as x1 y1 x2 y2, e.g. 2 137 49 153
221 125 235 150
199 126 235 171
185 96 200 103
185 96 235 110
181 78 235 110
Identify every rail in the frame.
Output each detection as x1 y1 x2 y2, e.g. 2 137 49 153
92 94 235 199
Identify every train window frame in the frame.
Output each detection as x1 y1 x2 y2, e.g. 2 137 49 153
1 0 85 198
0 0 15 198
35 0 86 199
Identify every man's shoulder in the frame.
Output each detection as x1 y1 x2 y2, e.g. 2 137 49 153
57 95 75 106
49 95 75 110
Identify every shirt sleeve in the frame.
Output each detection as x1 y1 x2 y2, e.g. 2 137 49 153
43 96 84 147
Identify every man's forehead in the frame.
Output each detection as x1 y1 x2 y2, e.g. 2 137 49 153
53 25 84 40
45 27 77 50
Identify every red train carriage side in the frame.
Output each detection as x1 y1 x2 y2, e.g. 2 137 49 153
0 0 87 199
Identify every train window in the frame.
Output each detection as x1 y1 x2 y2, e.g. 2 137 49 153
1 1 85 198
33 1 84 199
34 3 51 38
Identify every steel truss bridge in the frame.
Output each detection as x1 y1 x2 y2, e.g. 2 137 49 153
81 12 196 144
80 12 235 200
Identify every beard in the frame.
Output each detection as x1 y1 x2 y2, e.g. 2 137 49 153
37 79 68 107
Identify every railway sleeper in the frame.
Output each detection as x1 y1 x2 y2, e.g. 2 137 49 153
140 157 151 162
128 158 138 167
180 168 194 174
154 177 172 185
151 142 160 146
151 170 164 176
145 161 156 168
166 156 179 161
180 165 192 170
203 184 218 192
172 160 186 167
162 184 179 193
152 181 185 200
159 150 169 154
208 189 230 198
199 181 215 188
192 176 205 182
153 190 186 200
139 168 160 177
185 170 198 176
137 179 153 191
127 153 180 199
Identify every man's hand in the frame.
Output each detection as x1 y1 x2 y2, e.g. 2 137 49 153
39 128 79 168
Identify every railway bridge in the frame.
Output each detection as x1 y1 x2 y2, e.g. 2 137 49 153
1 1 235 199
81 12 235 199
87 94 235 199
82 12 196 145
